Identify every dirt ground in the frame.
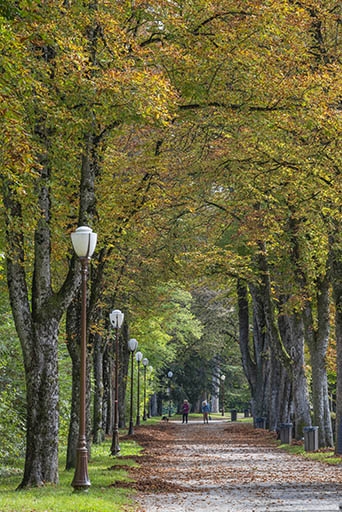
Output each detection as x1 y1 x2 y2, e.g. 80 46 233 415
123 418 342 512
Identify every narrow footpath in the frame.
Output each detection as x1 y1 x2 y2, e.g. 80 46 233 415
127 419 342 512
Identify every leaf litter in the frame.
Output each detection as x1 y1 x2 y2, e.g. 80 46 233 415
115 420 342 511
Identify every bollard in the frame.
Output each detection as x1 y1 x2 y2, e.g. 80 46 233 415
303 426 319 451
254 417 266 429
279 423 293 444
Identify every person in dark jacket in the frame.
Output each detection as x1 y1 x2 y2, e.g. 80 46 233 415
201 400 210 424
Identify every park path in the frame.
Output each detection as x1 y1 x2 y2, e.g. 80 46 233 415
128 418 342 512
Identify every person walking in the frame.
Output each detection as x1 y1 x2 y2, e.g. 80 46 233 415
181 399 190 423
202 400 210 424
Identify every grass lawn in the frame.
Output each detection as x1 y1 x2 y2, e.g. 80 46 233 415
0 438 142 512
279 442 342 465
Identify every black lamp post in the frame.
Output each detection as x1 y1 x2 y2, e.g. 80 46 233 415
220 374 226 417
135 351 143 426
110 309 124 456
167 371 173 417
142 358 149 421
71 226 97 492
127 338 138 435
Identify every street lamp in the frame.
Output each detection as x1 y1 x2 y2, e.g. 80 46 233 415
109 309 125 456
135 351 143 425
167 371 173 417
142 358 149 421
70 226 97 491
220 374 226 417
127 338 138 435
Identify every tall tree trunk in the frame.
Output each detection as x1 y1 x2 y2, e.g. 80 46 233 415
3 176 77 487
118 322 130 429
20 320 60 487
211 359 221 414
330 230 342 454
65 296 81 470
237 280 257 409
258 243 311 437
288 312 312 438
103 344 113 435
304 273 333 447
248 281 271 421
93 331 106 444
65 294 93 469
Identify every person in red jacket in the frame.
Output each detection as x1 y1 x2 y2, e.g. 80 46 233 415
182 399 190 423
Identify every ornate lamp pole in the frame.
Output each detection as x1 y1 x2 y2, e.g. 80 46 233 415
110 309 125 455
135 351 143 426
220 374 226 417
142 358 149 421
70 226 97 491
127 338 138 435
167 371 173 417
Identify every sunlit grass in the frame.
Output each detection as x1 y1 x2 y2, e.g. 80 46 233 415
279 442 342 465
0 437 143 512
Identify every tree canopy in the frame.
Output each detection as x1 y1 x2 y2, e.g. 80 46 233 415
0 0 341 486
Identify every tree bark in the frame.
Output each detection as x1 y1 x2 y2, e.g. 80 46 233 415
237 279 256 396
20 320 60 487
3 176 78 487
249 281 272 423
93 331 106 444
304 273 333 447
118 321 130 429
330 230 342 454
65 296 81 471
288 312 312 438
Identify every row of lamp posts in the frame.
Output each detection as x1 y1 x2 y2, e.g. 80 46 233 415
70 226 151 492
70 225 228 492
111 330 149 452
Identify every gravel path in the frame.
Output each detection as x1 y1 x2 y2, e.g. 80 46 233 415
130 419 342 512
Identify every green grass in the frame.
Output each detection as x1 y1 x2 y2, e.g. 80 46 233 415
279 442 342 465
0 437 143 512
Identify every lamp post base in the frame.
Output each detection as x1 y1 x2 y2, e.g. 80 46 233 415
71 446 90 491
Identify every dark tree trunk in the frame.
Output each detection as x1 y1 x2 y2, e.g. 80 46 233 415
93 331 106 444
65 295 93 470
277 311 294 423
248 281 271 420
118 322 130 429
238 279 256 395
150 393 158 416
103 344 113 435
